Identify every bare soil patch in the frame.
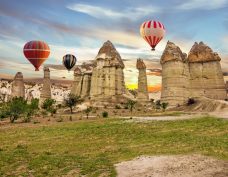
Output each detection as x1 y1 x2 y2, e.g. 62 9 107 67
115 154 228 177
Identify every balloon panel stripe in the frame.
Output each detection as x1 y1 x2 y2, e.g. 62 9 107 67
147 21 151 28
153 21 157 28
143 22 146 28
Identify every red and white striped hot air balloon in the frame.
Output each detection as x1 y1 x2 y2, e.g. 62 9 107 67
23 40 50 71
140 20 165 51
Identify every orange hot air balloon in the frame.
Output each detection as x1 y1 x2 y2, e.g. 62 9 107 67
140 20 165 51
23 41 50 71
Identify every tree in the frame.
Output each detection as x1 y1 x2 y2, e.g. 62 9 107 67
42 98 56 116
24 98 40 122
8 97 27 123
126 100 137 117
84 106 93 119
64 94 82 114
161 102 169 112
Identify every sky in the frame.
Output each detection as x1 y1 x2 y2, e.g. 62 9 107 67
0 0 228 92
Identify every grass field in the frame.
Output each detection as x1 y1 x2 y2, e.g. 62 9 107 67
0 116 227 176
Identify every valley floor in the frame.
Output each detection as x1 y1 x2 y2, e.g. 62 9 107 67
0 116 227 176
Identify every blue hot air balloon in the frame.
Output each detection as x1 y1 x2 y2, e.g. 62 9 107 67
62 54 77 71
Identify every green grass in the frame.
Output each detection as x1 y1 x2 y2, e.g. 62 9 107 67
0 116 227 176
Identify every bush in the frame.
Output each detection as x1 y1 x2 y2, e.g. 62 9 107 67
42 98 56 111
155 100 161 110
187 98 196 105
102 111 108 118
8 97 28 123
161 102 169 111
42 98 56 116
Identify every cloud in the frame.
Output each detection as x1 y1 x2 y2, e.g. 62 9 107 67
178 0 228 10
66 3 160 20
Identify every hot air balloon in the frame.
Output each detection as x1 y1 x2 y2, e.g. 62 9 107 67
62 54 77 71
140 20 165 51
23 41 50 71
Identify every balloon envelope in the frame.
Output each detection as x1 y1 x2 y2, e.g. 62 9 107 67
23 41 50 71
140 20 165 50
63 54 77 71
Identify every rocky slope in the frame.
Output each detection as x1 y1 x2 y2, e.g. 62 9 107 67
0 79 70 103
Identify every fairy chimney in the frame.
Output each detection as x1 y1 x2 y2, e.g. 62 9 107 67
90 40 125 102
160 41 190 106
11 72 25 98
188 42 226 99
136 59 149 102
40 67 51 104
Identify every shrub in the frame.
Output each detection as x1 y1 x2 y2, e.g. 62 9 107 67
161 102 169 111
155 100 161 110
115 105 121 109
42 98 56 111
8 97 27 123
102 111 108 118
187 98 196 105
42 98 56 116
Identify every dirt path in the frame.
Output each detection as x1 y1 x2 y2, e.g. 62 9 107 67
115 154 228 177
121 114 204 121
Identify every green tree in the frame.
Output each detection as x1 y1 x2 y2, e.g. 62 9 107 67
84 106 93 119
64 94 82 114
8 97 27 123
42 98 56 116
161 102 169 112
24 98 40 122
126 100 137 117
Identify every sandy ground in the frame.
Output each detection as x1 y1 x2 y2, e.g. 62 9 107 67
122 114 204 121
115 154 228 177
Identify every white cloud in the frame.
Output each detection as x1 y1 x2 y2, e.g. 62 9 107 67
178 0 228 10
66 3 160 20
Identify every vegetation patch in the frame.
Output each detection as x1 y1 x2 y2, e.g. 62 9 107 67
0 116 227 176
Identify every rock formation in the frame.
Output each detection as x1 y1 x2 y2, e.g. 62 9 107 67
160 41 190 106
71 65 92 98
71 67 83 96
90 40 125 102
160 41 227 107
11 72 25 98
40 67 51 104
136 59 149 102
188 42 226 99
